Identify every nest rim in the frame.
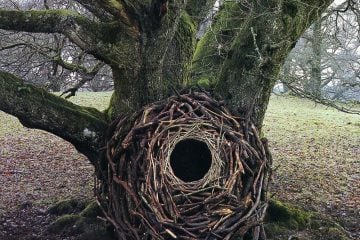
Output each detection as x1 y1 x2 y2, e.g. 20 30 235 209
162 123 224 187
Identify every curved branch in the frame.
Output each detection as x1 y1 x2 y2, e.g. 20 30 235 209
61 62 106 98
0 42 28 51
0 71 109 164
0 9 86 34
0 9 119 63
0 9 98 54
283 82 360 115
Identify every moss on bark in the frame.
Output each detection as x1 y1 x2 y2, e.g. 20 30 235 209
190 0 334 128
0 71 108 163
265 199 350 240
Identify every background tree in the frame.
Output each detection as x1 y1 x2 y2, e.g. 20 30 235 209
0 0 338 238
280 0 360 113
0 0 112 94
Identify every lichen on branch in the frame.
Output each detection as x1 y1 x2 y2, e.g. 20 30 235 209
0 9 84 33
0 71 108 164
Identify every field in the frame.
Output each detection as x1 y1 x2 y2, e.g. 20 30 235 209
0 92 359 239
263 95 359 238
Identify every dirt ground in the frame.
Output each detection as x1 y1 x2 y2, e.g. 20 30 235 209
0 129 94 240
0 129 358 240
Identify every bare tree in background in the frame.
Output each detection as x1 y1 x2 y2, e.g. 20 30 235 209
0 0 112 94
280 0 360 113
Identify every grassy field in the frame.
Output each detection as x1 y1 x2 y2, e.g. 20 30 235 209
0 92 359 238
263 95 359 238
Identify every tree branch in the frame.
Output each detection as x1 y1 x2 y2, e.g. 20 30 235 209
0 8 138 64
283 82 360 115
0 9 85 34
0 71 109 164
0 9 99 55
0 42 28 51
61 62 106 98
77 0 135 27
74 0 114 21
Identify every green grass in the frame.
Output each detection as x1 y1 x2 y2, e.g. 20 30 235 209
0 111 24 138
263 95 359 224
57 91 112 111
264 95 360 137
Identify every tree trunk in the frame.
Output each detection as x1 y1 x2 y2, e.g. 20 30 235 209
306 20 323 98
190 1 332 128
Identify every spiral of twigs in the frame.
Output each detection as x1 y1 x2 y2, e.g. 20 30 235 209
96 90 272 240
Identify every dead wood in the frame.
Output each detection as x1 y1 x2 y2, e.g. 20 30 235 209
96 90 272 240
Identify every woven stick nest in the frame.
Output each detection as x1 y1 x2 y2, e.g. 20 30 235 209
97 90 272 240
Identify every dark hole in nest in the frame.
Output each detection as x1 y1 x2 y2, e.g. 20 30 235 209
170 139 212 182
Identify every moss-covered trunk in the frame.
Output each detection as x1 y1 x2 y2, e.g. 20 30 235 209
191 0 333 128
0 1 337 239
107 10 196 119
305 20 323 98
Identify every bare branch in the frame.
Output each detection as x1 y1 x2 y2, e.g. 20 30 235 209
0 42 28 51
61 62 106 98
283 82 360 115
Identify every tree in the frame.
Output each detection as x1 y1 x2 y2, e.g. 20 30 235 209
0 0 112 93
280 0 360 113
0 0 335 239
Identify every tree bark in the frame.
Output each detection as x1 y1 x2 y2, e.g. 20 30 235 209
191 0 334 128
306 19 323 97
0 71 107 164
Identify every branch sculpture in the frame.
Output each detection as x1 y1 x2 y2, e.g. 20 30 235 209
98 90 272 239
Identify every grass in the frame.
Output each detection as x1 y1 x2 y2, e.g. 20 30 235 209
263 95 359 237
59 91 113 111
0 92 359 238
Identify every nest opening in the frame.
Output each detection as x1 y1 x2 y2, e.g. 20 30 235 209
169 138 212 182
